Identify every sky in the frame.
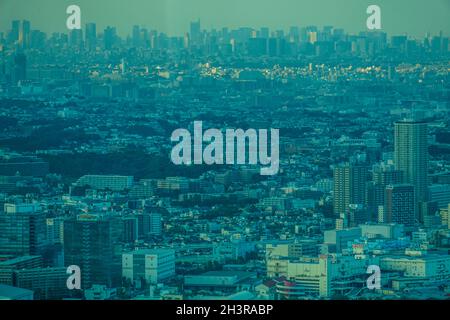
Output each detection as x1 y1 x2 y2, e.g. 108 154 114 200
1 0 449 38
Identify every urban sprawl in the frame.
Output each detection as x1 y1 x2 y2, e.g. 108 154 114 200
0 19 449 300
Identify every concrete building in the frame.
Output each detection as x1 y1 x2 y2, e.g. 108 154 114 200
333 164 368 216
266 241 318 260
380 254 450 281
14 267 69 300
213 241 256 261
74 175 133 191
324 228 362 253
122 249 175 285
0 256 43 285
0 203 47 256
385 184 416 227
367 163 404 220
394 120 428 209
46 217 65 245
360 223 404 239
268 254 378 298
64 214 116 289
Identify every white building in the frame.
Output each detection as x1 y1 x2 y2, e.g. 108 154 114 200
122 249 175 285
267 254 378 298
380 254 450 281
4 203 39 214
360 223 404 239
75 175 133 191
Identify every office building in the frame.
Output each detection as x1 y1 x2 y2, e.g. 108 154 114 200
380 255 450 281
360 223 404 239
367 163 404 215
394 120 429 211
385 184 416 227
267 254 378 298
122 216 138 243
132 25 141 47
190 19 201 47
122 249 175 285
74 175 133 192
64 214 115 289
0 203 47 256
85 23 97 51
0 256 43 285
46 217 65 245
324 227 362 253
19 20 31 48
333 164 368 216
137 208 163 239
265 241 318 260
14 267 69 300
104 26 117 50
9 20 20 43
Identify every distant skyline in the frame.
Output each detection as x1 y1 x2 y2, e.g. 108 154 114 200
1 0 450 38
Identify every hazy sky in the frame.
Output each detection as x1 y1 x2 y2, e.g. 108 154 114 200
1 0 449 37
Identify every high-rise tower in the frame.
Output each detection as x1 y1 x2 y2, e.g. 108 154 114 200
394 120 428 208
333 164 368 216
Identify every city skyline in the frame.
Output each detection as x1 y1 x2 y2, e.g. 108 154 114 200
0 0 449 303
1 0 450 38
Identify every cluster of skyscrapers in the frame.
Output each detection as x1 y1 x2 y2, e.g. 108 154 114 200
334 119 429 228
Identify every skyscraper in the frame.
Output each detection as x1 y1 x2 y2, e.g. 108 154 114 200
85 23 97 51
19 20 31 49
64 214 115 289
69 29 83 49
104 26 117 50
132 25 141 47
9 20 20 44
190 19 201 47
333 164 368 217
394 120 429 216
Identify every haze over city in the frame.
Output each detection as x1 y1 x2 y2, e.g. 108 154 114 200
1 0 450 37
